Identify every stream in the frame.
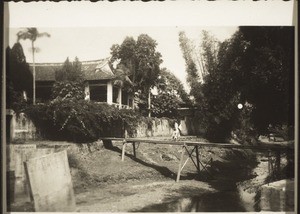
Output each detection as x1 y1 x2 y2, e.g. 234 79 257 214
134 151 280 212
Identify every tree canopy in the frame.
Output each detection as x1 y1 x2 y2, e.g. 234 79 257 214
55 57 83 82
110 34 163 95
180 27 295 142
146 68 191 118
6 43 33 111
52 57 84 101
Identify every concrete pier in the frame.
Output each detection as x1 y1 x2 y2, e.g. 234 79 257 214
260 179 294 212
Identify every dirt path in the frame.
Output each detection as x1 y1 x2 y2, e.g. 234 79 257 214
76 179 214 212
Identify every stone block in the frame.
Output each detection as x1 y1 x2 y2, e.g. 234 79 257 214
260 179 294 212
6 144 37 172
7 145 55 202
24 150 76 212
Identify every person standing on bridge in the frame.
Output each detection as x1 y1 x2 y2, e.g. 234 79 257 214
172 119 181 141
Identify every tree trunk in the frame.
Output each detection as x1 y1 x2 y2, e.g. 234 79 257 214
148 89 151 117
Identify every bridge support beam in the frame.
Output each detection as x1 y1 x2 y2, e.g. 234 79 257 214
176 145 213 182
176 144 186 182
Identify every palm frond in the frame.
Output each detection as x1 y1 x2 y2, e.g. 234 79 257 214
37 32 51 38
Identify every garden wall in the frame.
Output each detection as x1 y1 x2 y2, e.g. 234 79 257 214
6 110 38 142
133 118 174 138
131 117 201 138
7 111 203 141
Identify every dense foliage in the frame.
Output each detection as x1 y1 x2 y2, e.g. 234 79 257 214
55 57 83 82
51 81 85 101
110 34 163 113
6 43 33 113
52 57 85 101
26 100 142 142
180 27 294 142
147 68 191 118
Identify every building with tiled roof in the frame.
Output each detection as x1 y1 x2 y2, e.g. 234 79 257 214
29 58 133 109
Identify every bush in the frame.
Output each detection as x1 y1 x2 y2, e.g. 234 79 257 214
25 100 143 143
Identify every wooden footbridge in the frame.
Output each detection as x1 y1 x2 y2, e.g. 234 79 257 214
100 137 294 182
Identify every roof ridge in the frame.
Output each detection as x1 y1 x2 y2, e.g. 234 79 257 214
29 62 63 66
29 57 111 66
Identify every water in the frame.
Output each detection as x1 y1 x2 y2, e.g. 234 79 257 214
136 191 253 212
134 151 263 212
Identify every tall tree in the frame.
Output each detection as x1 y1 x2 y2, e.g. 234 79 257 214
178 31 200 91
238 26 294 134
110 34 163 114
7 43 33 95
55 57 83 82
6 43 33 111
193 27 294 142
157 68 190 105
16 28 50 104
52 57 84 101
200 30 220 77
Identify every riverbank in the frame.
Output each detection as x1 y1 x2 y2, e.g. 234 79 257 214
66 139 260 212
8 138 294 212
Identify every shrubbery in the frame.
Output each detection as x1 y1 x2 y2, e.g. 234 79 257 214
25 100 143 142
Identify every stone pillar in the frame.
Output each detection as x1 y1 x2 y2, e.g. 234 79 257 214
6 109 15 142
117 87 122 109
107 81 113 104
260 179 294 211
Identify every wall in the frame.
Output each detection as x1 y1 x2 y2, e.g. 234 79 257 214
7 111 203 141
6 144 55 205
260 179 294 211
7 110 38 142
132 118 194 138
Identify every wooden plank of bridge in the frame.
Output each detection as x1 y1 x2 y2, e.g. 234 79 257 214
100 137 293 182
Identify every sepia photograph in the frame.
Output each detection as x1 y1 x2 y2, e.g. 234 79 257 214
2 1 297 213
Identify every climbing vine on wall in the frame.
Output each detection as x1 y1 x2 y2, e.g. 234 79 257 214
25 100 143 142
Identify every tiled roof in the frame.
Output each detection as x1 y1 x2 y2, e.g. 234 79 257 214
81 58 115 80
29 58 115 81
31 63 62 81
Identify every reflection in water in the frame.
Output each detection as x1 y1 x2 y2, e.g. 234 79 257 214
135 190 259 212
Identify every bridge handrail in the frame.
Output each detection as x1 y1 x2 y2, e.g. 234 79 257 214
99 137 294 151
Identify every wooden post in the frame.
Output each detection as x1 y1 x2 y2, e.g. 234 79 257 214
121 140 127 161
275 150 281 173
176 144 186 182
132 142 136 158
267 150 272 174
195 146 200 173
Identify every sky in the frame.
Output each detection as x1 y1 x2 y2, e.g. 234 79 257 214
8 26 237 89
5 1 294 90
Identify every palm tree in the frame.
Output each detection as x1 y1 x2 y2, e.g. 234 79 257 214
17 28 50 104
